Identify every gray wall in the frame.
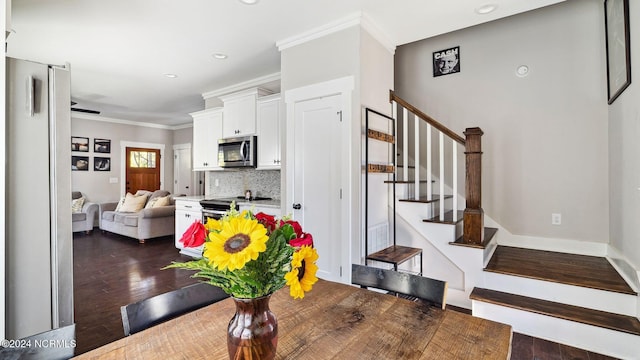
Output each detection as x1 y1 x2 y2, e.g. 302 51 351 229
173 125 193 145
395 0 609 243
609 1 640 268
71 117 176 203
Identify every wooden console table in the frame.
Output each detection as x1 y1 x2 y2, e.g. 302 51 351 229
74 279 512 359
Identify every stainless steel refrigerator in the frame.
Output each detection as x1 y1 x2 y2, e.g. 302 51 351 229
5 57 74 339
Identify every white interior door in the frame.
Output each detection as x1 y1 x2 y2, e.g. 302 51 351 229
293 94 343 282
174 146 192 196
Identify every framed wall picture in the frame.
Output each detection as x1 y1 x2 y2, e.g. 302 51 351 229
94 138 111 153
71 137 89 152
72 156 89 171
94 157 111 171
433 46 460 77
605 0 631 104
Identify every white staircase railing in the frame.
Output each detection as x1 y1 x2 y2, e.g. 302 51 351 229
392 98 465 223
390 90 484 244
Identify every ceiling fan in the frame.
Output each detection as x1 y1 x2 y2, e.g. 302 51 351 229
70 101 100 114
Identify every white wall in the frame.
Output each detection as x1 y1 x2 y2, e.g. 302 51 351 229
609 0 640 272
71 116 175 203
1 0 8 341
360 29 395 259
280 23 394 266
281 26 362 261
395 0 609 244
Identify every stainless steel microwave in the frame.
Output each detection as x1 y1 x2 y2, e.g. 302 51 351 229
218 136 257 168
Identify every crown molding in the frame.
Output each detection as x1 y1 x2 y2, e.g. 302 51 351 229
72 112 192 130
276 11 396 55
360 12 396 55
201 72 281 100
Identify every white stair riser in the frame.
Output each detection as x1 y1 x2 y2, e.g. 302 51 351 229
472 301 640 360
483 271 637 316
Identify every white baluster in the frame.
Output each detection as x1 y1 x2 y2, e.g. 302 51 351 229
452 140 458 222
439 132 445 220
427 124 432 201
414 113 419 200
402 107 408 182
392 100 397 168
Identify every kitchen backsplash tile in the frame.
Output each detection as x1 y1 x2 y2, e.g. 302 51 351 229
205 169 280 200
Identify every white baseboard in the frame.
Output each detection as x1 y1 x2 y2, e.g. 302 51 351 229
472 301 640 360
607 245 640 294
494 231 607 257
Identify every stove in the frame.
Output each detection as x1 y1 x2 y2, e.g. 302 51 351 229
200 198 237 223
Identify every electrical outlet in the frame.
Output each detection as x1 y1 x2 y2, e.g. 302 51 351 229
215 178 219 187
551 213 562 225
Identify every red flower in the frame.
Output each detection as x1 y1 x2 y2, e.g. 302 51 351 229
280 220 303 238
255 212 276 232
290 232 313 248
180 220 207 247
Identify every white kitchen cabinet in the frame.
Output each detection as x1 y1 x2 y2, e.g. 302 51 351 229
191 107 223 171
175 198 204 258
220 88 271 139
256 94 281 170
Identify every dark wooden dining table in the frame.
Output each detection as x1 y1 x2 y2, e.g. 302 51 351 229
74 279 512 359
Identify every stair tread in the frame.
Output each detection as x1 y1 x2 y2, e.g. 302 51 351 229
470 287 640 336
366 245 422 266
423 210 464 224
485 246 636 295
449 227 498 249
399 195 452 203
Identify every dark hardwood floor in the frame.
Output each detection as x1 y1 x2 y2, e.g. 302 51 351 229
73 230 197 355
72 231 619 359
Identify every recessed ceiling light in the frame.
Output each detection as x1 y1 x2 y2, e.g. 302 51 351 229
213 53 228 60
164 73 178 78
475 4 498 14
516 65 530 77
239 0 259 4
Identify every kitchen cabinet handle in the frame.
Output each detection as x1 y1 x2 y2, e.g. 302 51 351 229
292 203 301 210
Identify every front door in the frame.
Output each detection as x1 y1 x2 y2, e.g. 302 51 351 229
126 147 161 194
293 94 343 282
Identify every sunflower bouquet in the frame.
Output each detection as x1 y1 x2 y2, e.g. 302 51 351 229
165 203 319 299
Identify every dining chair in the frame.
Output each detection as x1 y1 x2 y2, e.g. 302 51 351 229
351 264 448 309
121 282 229 336
0 324 75 360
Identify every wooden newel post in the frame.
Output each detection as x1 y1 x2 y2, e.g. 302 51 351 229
463 127 484 245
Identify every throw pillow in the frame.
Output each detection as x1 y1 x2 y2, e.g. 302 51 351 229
114 196 126 212
119 193 149 212
144 197 159 209
152 195 171 207
71 197 85 213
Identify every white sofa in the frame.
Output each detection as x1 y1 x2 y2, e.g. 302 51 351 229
99 190 175 243
72 191 98 234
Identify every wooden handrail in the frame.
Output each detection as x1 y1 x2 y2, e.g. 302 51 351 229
390 90 465 145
